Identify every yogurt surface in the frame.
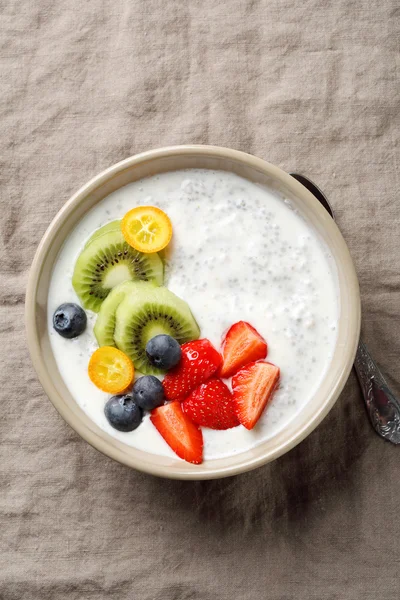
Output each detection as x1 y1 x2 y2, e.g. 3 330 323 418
48 169 339 460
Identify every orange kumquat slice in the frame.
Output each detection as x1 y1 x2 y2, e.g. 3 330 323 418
88 346 134 394
121 206 172 253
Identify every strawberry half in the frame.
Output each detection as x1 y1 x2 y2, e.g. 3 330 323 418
163 339 222 400
232 361 280 429
182 379 239 430
150 401 203 464
220 321 267 378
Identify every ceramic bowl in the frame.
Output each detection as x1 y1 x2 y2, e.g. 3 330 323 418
25 145 361 479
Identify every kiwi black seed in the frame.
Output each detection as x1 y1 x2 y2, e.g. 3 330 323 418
114 283 200 375
72 229 164 312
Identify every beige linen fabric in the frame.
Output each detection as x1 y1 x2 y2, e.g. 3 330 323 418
1 1 399 598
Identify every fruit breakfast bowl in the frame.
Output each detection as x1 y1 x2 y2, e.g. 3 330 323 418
25 145 361 480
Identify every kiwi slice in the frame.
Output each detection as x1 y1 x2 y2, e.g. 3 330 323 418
72 230 164 312
84 220 121 249
114 282 200 375
93 280 143 347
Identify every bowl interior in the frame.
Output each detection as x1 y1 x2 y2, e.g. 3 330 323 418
26 146 360 479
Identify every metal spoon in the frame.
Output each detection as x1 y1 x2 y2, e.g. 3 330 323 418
290 173 400 444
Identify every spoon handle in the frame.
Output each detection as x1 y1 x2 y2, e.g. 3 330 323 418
354 340 400 444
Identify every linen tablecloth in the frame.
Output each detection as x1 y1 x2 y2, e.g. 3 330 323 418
1 1 399 598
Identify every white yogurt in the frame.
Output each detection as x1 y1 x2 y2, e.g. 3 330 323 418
47 169 339 460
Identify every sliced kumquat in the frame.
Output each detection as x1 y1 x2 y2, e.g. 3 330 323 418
121 206 172 253
88 346 134 394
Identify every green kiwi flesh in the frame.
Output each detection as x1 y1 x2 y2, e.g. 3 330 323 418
114 282 200 375
72 229 164 312
93 280 143 347
84 220 121 249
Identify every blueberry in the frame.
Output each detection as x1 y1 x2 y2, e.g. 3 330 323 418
104 395 142 432
132 376 165 410
145 335 182 370
53 303 87 339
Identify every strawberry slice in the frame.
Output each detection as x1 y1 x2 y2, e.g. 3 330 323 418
232 361 280 429
220 321 267 378
163 339 222 400
150 401 203 464
182 379 239 430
